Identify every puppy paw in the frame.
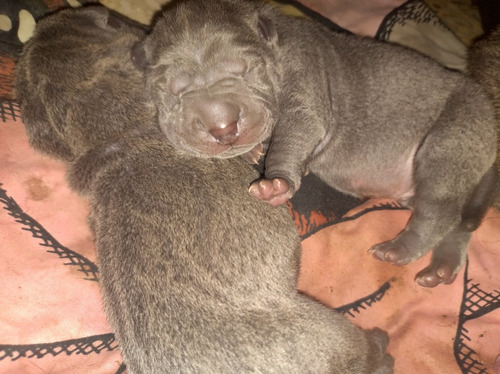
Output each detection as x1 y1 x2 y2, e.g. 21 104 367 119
366 328 394 374
368 241 413 265
414 261 459 287
249 178 293 207
414 233 467 287
374 355 395 374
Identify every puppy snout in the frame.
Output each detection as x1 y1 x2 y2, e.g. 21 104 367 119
192 98 241 145
209 121 239 145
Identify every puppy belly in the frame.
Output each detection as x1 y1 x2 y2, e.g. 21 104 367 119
339 174 415 201
312 148 416 201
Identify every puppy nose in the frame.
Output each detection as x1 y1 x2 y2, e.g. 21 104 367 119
193 98 241 145
209 121 239 145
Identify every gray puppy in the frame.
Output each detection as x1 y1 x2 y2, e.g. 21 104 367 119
68 129 393 373
15 6 393 374
15 5 154 161
133 0 498 287
468 26 500 211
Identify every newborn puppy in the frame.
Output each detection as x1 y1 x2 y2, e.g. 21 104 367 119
15 6 393 373
15 5 154 161
133 0 497 287
68 129 393 373
468 26 500 211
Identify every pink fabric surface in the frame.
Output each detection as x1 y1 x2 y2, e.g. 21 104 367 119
0 116 123 373
297 199 500 373
1 1 499 373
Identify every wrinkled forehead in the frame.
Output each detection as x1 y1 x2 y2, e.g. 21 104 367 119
147 1 263 64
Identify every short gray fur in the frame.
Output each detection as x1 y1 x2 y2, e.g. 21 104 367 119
134 0 497 287
15 5 154 161
468 26 500 211
15 6 393 373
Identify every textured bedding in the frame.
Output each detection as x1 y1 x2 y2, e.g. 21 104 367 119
0 0 499 373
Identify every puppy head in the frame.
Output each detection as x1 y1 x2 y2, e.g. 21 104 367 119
132 0 282 159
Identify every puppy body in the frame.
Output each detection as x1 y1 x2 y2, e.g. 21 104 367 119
136 0 497 287
16 6 393 373
68 130 393 373
15 5 154 161
468 26 500 210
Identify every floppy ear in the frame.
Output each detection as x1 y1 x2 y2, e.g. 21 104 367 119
131 41 148 70
257 15 277 43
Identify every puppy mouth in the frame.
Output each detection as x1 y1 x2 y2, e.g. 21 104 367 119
179 100 271 158
216 142 260 158
190 133 261 158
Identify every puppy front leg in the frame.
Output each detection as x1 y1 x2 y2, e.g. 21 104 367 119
249 110 325 206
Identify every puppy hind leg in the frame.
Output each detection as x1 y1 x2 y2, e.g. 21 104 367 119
378 157 491 285
460 166 497 231
414 229 470 287
371 86 494 280
414 167 499 287
369 197 461 266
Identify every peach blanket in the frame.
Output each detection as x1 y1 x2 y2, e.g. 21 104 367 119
0 0 499 373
